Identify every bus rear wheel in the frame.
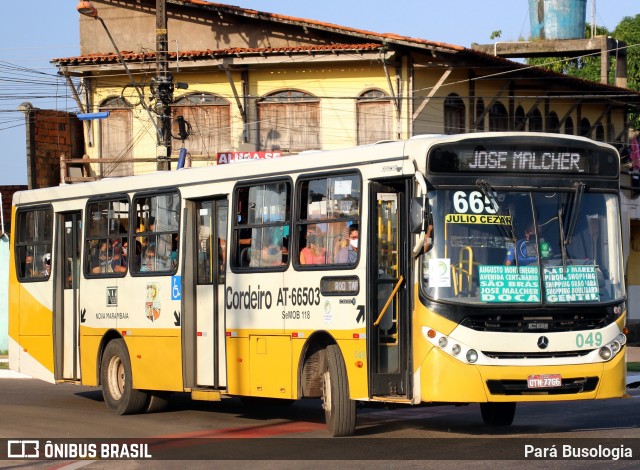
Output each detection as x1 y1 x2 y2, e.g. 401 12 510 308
101 339 148 415
321 344 356 437
480 402 516 426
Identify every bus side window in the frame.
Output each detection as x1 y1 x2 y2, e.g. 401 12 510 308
295 173 361 268
15 208 53 282
85 198 129 276
131 192 179 275
232 181 291 270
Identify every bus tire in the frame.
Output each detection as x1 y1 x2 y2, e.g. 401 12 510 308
145 392 170 413
101 339 148 415
480 402 516 426
321 344 356 437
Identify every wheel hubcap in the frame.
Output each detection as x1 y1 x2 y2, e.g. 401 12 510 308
322 370 332 413
108 356 124 400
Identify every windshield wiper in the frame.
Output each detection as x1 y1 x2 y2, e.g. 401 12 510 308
476 179 513 243
558 207 568 274
565 182 585 245
476 179 500 213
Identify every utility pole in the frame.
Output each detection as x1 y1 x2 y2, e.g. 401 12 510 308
154 0 173 171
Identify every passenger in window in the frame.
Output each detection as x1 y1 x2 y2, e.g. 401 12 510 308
336 225 359 264
423 214 434 253
171 233 179 268
43 253 51 276
22 250 35 277
218 237 227 272
135 226 149 267
300 233 326 264
258 241 284 267
91 240 110 273
111 240 128 273
140 244 156 272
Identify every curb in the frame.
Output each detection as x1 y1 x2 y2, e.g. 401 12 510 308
0 358 31 379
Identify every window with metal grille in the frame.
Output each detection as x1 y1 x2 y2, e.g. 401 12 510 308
357 89 393 144
258 90 320 152
444 93 466 134
488 101 508 132
172 93 231 157
99 96 133 177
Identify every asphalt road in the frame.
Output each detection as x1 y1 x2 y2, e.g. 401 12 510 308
1 375 640 468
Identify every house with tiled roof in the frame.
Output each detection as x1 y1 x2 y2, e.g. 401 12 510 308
52 0 640 179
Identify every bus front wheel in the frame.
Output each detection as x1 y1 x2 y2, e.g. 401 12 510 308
101 339 148 415
480 402 516 426
321 344 356 437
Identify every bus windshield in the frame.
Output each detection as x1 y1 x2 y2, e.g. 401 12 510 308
422 189 624 305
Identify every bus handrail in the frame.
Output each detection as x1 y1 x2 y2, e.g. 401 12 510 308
374 275 404 327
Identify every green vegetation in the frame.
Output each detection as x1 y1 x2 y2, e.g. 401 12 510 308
628 362 640 372
526 16 640 128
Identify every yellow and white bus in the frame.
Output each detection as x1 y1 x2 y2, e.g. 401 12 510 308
9 132 627 436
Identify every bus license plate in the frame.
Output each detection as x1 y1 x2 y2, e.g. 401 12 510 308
527 374 562 389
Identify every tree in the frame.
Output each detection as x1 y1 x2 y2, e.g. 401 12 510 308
614 14 640 92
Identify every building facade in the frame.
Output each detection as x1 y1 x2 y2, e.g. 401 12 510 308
53 0 640 178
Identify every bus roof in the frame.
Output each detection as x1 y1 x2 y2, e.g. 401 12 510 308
13 132 618 206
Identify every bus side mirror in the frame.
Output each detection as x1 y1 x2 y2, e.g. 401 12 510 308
410 197 428 234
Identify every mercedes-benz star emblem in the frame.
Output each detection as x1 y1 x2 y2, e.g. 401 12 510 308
537 336 549 349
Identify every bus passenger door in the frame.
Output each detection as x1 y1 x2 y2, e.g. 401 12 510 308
54 211 82 381
192 199 228 388
368 180 411 398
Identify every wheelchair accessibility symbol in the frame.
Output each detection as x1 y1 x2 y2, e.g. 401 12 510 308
172 276 181 300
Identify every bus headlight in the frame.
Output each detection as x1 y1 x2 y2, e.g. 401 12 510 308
616 333 627 346
599 346 612 360
466 349 478 363
438 337 448 348
611 341 621 355
451 344 461 356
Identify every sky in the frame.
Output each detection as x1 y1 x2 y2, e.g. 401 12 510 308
0 0 635 185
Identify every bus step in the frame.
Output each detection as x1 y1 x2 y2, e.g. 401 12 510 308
191 390 223 401
371 395 411 404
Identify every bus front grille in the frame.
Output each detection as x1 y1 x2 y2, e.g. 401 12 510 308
482 350 591 359
460 313 611 333
486 377 598 395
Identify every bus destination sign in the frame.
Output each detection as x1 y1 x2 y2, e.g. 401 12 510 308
428 137 619 177
460 150 588 174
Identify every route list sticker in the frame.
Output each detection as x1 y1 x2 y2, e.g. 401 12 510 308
478 265 540 303
543 265 599 303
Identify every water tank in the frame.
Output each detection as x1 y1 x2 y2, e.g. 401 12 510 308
529 0 587 40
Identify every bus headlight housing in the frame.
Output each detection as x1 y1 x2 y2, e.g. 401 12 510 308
598 333 626 361
599 346 612 360
466 349 478 363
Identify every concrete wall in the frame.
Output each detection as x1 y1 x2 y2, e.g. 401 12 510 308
81 1 339 56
